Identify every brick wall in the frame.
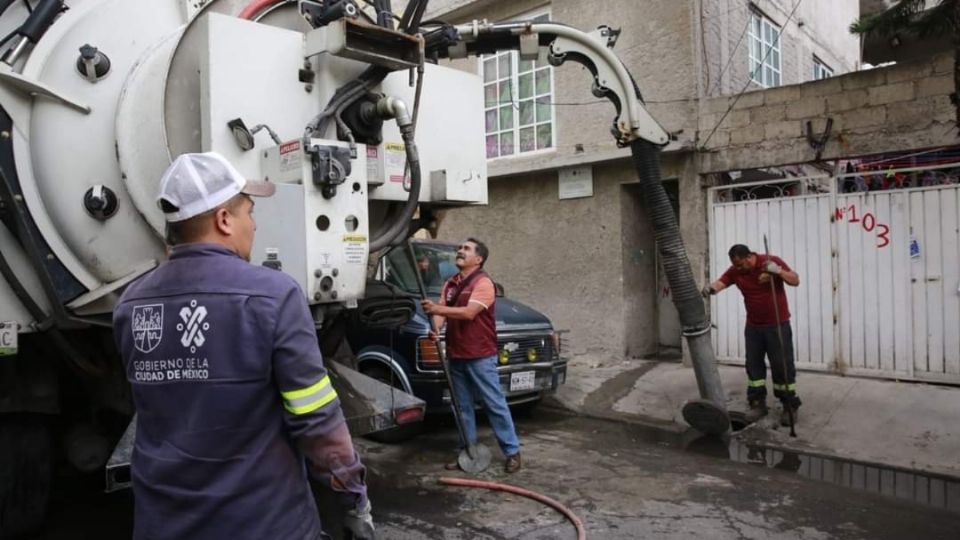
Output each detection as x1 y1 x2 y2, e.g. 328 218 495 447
698 53 957 173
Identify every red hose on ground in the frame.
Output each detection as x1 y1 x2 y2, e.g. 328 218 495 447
438 477 587 540
238 0 284 20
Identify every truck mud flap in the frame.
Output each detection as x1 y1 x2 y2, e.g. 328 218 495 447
105 361 425 492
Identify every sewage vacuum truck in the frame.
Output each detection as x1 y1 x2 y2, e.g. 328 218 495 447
0 0 727 535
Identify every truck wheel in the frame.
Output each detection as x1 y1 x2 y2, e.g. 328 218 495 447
360 365 423 444
0 414 53 539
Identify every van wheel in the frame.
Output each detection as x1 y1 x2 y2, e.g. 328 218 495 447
360 365 423 444
0 414 53 539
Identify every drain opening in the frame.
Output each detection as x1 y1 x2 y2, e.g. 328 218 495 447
728 411 750 432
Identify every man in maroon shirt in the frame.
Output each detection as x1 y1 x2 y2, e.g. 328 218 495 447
703 244 802 425
421 238 522 473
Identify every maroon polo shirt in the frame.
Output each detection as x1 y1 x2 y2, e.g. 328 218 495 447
440 268 498 360
720 253 792 326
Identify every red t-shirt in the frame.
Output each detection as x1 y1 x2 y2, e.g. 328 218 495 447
719 254 791 326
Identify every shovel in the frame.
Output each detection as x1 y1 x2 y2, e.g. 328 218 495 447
404 241 492 473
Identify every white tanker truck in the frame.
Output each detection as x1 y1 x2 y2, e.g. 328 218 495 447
0 0 726 535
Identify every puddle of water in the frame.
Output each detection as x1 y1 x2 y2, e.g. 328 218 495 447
728 440 960 514
681 432 960 514
561 411 960 515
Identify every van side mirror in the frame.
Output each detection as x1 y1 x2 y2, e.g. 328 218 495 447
494 282 505 297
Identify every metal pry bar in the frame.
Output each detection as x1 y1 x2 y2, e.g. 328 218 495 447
450 20 669 147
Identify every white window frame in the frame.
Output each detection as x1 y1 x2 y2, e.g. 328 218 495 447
479 9 556 161
813 56 834 80
748 10 781 88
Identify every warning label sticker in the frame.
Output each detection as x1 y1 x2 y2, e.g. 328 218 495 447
385 142 406 184
366 146 381 184
343 234 367 265
279 141 301 173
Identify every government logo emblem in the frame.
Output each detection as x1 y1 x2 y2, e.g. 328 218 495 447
132 304 164 353
178 300 209 354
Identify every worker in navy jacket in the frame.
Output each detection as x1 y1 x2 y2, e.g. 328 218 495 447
113 153 373 540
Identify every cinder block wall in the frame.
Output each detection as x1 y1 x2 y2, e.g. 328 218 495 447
699 53 957 173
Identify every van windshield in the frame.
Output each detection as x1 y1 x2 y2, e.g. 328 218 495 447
383 243 459 295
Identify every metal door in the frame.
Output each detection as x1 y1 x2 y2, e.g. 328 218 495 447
708 164 960 384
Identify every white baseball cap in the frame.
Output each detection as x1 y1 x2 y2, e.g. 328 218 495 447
157 152 275 223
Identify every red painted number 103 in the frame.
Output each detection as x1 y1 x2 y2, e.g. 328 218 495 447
834 204 891 248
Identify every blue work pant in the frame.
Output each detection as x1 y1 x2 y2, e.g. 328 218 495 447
448 356 521 457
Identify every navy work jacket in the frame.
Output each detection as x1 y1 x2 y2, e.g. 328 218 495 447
114 243 363 540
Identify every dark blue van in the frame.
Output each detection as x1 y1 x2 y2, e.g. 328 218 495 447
345 240 568 441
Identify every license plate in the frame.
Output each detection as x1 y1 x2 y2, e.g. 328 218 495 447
509 371 536 392
0 322 18 357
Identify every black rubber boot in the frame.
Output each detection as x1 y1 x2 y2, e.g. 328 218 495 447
779 398 800 427
744 399 768 423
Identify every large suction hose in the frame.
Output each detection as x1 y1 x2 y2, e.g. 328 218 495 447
630 140 729 435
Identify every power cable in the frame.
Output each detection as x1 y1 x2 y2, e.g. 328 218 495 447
699 0 803 150
709 8 753 96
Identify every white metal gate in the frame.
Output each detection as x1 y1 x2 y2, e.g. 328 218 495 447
709 164 960 384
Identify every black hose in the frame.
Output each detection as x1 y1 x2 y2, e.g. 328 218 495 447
304 65 388 139
398 0 425 33
403 0 428 33
374 0 392 28
0 231 46 322
0 244 106 377
17 0 61 43
630 140 707 332
631 139 726 412
368 124 420 251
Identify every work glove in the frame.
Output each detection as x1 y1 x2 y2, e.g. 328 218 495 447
343 499 375 540
701 285 715 298
763 261 782 275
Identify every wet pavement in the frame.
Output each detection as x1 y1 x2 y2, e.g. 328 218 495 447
27 408 960 539
356 408 960 539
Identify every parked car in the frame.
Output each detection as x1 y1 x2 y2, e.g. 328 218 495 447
345 240 568 441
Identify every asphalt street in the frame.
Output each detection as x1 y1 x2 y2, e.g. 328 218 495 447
26 408 960 539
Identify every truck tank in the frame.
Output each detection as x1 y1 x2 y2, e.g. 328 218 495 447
0 1 729 535
0 0 488 534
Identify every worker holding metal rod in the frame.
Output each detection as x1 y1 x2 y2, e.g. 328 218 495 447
702 244 802 428
421 238 523 474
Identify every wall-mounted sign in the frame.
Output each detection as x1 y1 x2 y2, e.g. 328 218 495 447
559 166 593 200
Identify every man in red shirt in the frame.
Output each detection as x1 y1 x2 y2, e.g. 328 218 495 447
703 244 802 425
421 238 522 473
